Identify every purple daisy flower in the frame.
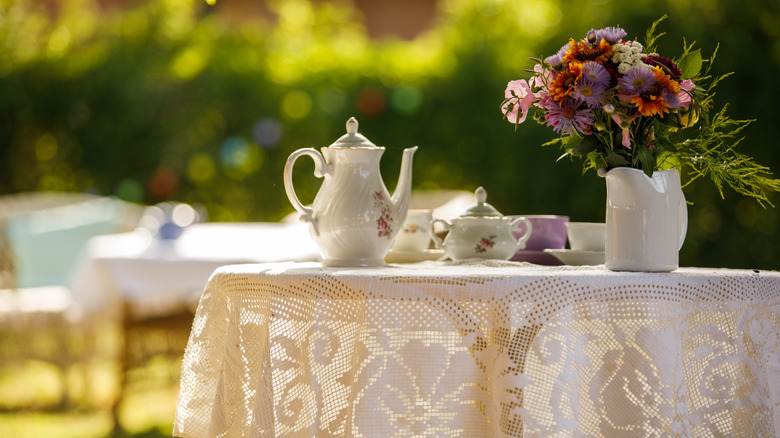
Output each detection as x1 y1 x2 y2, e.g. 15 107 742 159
619 66 655 96
573 78 607 108
661 87 681 108
544 44 570 67
588 26 627 43
544 98 594 136
582 61 610 85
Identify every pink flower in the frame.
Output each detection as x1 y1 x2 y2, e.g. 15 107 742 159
611 113 637 149
621 130 631 149
676 79 695 109
503 79 535 124
530 64 554 89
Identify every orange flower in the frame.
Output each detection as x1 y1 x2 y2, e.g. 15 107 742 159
549 62 584 103
630 66 681 116
631 94 670 117
652 66 680 94
561 38 613 65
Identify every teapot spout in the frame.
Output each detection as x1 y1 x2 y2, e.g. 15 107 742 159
391 146 418 214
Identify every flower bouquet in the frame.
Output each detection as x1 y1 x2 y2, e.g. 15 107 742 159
501 16 779 205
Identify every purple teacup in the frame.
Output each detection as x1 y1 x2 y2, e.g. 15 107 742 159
509 215 569 251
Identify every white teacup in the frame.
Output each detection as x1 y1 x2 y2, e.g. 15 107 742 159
566 222 606 251
392 209 433 252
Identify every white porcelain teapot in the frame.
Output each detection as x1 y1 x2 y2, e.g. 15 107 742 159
284 117 418 267
430 187 532 261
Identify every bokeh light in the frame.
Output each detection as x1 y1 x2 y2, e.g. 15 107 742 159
252 118 283 149
281 90 312 119
186 152 216 184
172 203 198 227
355 86 386 117
35 133 58 162
170 46 210 80
116 178 144 203
47 25 71 53
317 88 347 115
148 167 180 199
390 85 423 115
219 137 264 180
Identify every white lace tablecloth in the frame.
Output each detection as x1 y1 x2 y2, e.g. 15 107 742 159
174 261 780 437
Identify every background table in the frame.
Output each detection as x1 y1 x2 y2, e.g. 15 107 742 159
174 261 780 437
66 221 320 429
68 221 321 322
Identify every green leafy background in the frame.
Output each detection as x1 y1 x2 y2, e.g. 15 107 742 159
1 0 778 269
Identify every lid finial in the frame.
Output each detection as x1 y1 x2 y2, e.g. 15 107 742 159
475 186 487 204
330 117 378 148
346 117 358 135
458 186 503 218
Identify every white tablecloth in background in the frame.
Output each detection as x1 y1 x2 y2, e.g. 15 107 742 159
174 260 780 437
68 222 320 321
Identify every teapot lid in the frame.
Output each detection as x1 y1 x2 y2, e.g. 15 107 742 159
330 117 378 148
458 187 504 218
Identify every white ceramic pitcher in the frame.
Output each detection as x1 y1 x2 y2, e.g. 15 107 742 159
284 117 418 267
600 167 687 272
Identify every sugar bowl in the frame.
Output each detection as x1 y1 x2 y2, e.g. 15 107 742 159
430 187 532 261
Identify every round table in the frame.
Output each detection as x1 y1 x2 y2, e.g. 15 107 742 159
174 260 780 437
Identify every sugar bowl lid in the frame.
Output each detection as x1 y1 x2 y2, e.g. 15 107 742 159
329 117 378 148
458 187 504 218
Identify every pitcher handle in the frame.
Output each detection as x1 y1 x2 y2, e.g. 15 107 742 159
510 216 533 251
283 148 328 236
678 194 688 250
429 218 451 249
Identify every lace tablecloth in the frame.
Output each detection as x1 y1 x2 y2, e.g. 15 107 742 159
174 261 780 437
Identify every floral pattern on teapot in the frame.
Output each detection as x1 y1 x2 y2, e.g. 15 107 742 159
373 191 394 238
476 235 497 253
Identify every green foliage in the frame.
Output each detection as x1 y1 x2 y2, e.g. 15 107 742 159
0 0 778 269
677 47 702 80
668 106 779 206
642 14 666 53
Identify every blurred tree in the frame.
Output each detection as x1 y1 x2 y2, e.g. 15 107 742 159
0 0 777 268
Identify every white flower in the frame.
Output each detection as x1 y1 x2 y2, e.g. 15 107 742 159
612 43 628 53
618 63 632 74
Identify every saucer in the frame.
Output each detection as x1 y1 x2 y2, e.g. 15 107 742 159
386 249 445 264
510 249 564 266
544 249 605 266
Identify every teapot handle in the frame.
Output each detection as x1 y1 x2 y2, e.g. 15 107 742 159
510 216 533 251
429 218 451 249
283 148 329 235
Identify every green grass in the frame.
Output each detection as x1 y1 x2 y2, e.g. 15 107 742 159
0 358 181 438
